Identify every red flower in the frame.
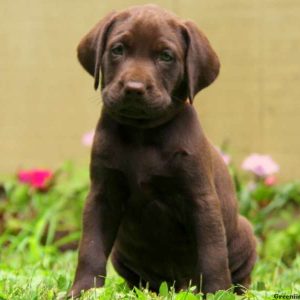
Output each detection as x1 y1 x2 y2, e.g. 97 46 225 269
18 169 53 190
264 175 277 186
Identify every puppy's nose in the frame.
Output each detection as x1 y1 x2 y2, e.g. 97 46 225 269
124 81 145 97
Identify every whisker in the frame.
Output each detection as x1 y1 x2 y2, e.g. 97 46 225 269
87 94 103 105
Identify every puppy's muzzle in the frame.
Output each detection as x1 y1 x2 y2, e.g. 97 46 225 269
111 80 154 119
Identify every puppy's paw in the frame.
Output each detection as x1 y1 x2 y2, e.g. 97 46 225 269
67 284 86 299
200 274 232 294
67 276 104 299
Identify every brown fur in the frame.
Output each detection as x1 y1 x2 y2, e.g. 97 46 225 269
69 5 256 297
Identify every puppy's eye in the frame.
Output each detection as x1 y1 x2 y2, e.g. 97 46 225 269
111 43 124 56
158 50 174 62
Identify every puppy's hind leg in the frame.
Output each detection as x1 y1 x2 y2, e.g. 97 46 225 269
228 216 257 294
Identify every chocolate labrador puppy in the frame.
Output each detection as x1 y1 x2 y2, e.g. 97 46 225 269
69 4 256 297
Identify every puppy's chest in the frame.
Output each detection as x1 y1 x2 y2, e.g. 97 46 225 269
99 142 190 193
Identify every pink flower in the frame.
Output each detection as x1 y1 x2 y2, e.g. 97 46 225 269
221 153 231 166
18 169 53 190
264 175 277 186
215 147 231 165
82 130 95 147
242 154 279 177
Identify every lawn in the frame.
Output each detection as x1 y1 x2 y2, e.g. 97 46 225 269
1 156 300 300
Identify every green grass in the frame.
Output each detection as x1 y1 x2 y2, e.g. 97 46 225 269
1 250 300 299
0 162 300 299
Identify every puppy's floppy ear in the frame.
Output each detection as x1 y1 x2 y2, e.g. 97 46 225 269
77 12 116 90
183 21 220 101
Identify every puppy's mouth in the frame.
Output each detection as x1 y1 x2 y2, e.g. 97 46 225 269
117 107 153 120
105 106 167 128
105 99 163 121
102 92 174 128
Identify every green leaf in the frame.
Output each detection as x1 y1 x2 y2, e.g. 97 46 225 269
256 281 266 291
134 287 147 300
54 231 80 248
159 281 169 297
11 184 30 205
47 290 55 300
252 183 274 202
176 291 200 300
206 293 215 300
57 275 68 290
214 290 235 300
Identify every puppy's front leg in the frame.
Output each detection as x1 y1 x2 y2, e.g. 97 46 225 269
69 171 127 297
188 194 232 293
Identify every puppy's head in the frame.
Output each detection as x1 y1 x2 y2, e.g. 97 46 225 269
78 5 220 128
